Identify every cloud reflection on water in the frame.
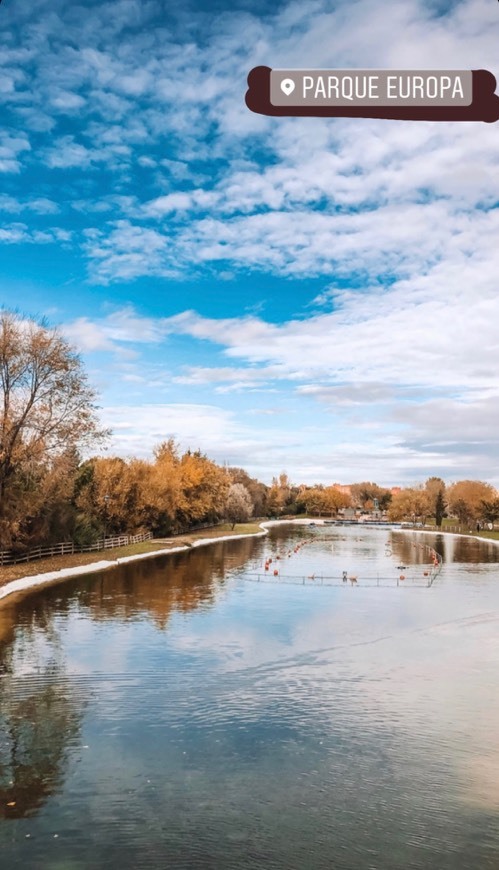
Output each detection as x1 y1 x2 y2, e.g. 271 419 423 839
1 527 499 867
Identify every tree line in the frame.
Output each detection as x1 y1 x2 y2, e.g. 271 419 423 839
387 477 499 528
1 310 498 552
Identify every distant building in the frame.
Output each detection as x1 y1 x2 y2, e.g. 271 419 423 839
332 483 352 495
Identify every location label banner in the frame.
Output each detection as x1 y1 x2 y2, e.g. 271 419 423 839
246 67 499 122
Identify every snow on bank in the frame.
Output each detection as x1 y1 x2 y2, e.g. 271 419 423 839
0 560 116 604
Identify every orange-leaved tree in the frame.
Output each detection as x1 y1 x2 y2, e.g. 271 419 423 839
0 310 108 548
447 480 497 525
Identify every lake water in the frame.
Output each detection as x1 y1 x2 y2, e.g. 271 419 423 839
1 524 499 869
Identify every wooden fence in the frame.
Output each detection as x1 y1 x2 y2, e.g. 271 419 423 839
0 531 153 567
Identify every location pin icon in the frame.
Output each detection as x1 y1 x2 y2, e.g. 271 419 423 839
280 78 295 97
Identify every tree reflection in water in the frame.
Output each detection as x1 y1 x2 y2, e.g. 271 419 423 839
390 529 499 569
0 607 82 820
75 536 259 629
0 537 259 820
390 532 447 569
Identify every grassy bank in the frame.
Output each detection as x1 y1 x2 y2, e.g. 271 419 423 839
0 523 265 589
424 520 499 541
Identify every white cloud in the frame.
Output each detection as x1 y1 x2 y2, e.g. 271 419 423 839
83 222 177 281
100 402 303 475
3 0 499 284
3 0 499 484
44 137 94 169
0 223 71 245
49 90 86 112
44 135 131 170
172 365 279 387
0 133 31 173
0 195 59 214
64 307 170 351
62 286 499 484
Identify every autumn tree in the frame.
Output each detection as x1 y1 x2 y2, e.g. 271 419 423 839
129 446 207 537
302 486 325 516
149 439 186 534
388 487 431 524
74 443 232 538
266 473 291 517
75 456 142 537
350 482 392 510
480 498 499 524
447 480 497 525
0 310 107 548
23 448 81 545
451 498 472 526
176 449 230 530
321 486 351 515
225 483 253 529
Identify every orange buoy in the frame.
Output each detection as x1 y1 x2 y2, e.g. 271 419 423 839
399 574 405 581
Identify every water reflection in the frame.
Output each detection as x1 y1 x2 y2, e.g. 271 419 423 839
389 532 436 568
389 529 499 567
445 533 499 564
0 609 83 820
0 680 81 819
76 536 261 627
1 527 499 869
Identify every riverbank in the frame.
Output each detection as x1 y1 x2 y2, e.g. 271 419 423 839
0 522 268 607
4 518 497 610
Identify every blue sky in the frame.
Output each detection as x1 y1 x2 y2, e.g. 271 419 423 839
1 0 499 485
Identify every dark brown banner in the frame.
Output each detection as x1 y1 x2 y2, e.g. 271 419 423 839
246 67 499 123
